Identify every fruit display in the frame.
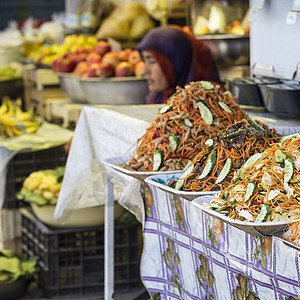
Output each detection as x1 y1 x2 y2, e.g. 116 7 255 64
0 64 22 81
25 34 98 66
52 40 145 78
17 167 65 206
0 249 37 283
0 98 41 138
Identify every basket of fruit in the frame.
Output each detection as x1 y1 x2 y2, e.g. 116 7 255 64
17 167 125 228
52 40 148 105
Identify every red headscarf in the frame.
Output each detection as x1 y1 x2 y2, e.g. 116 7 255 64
137 26 221 104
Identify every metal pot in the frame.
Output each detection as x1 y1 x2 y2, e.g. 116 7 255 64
198 34 250 68
79 76 148 105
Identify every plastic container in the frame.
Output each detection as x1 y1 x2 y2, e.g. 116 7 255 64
228 77 280 107
4 146 67 209
259 83 300 118
21 208 142 298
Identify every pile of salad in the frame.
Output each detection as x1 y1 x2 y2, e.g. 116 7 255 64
204 133 300 223
123 81 247 172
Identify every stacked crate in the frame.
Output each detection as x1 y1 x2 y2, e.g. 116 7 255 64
21 208 143 299
22 64 68 118
1 145 67 253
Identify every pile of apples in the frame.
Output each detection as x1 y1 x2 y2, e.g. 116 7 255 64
52 40 145 78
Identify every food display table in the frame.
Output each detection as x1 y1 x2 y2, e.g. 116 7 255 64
55 105 300 300
142 178 300 299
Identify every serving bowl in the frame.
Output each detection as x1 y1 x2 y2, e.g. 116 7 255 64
79 76 148 105
31 202 126 228
198 34 250 67
56 72 87 103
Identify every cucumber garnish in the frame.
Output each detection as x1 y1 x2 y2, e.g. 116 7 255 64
275 149 286 163
153 149 164 171
169 132 179 151
222 129 247 140
280 133 300 143
200 81 214 90
198 101 213 126
198 151 217 180
255 204 271 222
284 157 294 184
205 138 214 147
175 162 194 190
218 101 233 114
184 118 193 128
244 182 256 203
215 158 232 184
159 105 171 114
242 153 263 172
247 113 268 138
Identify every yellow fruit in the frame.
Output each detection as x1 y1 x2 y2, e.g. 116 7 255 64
41 174 58 186
48 183 61 194
43 191 54 200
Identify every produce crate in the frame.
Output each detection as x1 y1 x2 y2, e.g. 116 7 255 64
22 64 68 118
0 209 22 253
4 145 67 209
20 208 143 299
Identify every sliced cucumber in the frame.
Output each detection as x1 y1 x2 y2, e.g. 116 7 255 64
280 133 300 143
200 81 214 90
222 129 247 140
198 101 213 126
284 157 294 184
275 149 286 163
218 101 233 114
215 158 232 184
153 149 164 171
247 113 268 138
184 118 193 128
198 151 217 180
159 105 171 114
183 160 193 171
205 138 214 147
175 162 194 190
255 204 271 222
169 132 179 151
168 90 181 101
242 153 263 172
244 182 256 203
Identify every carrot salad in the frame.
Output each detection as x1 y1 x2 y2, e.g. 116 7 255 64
171 118 280 192
205 133 300 222
123 81 246 172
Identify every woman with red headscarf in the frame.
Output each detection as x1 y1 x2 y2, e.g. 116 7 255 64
137 25 221 104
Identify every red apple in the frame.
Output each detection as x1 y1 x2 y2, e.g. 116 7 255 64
118 48 131 61
58 57 77 73
115 61 134 77
94 40 111 56
86 63 102 77
97 62 114 78
128 50 141 66
86 52 102 65
73 61 88 77
134 60 146 76
102 52 120 68
52 57 63 72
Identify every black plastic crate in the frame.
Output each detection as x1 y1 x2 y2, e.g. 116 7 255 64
21 209 142 299
4 145 67 209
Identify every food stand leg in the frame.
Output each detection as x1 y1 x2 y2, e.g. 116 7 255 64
105 177 114 300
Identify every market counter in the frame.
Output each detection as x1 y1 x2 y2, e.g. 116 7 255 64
54 104 300 300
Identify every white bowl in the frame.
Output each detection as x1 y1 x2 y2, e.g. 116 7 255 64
79 76 148 105
31 202 126 228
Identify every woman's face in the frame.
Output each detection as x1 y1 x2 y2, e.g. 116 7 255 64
141 50 169 93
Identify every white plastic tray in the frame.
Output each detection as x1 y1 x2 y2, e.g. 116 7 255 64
192 195 298 237
144 173 217 201
101 155 182 181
